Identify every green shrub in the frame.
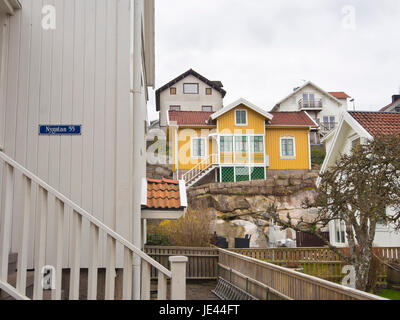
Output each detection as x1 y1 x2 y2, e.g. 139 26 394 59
146 232 174 246
311 148 326 164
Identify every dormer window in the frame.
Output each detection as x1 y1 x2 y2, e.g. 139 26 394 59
395 106 400 113
183 83 199 94
235 110 248 126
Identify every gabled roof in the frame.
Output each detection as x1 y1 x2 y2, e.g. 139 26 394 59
272 81 343 111
155 69 227 111
210 98 273 121
142 178 187 210
169 111 215 126
379 97 400 112
269 111 319 127
348 111 400 136
319 111 400 185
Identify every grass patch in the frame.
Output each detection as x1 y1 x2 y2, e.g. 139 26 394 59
376 289 400 300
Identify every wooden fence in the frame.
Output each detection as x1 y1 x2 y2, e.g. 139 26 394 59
230 247 400 285
145 246 219 280
218 249 386 300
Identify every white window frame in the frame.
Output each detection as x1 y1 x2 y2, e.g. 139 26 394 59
332 219 347 246
190 136 207 159
235 109 248 126
220 136 233 153
251 136 264 153
202 105 213 112
183 83 199 94
280 136 296 159
169 105 181 111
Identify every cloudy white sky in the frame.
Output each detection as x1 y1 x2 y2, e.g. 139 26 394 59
148 0 400 121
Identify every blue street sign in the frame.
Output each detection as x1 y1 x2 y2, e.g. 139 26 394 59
39 125 82 136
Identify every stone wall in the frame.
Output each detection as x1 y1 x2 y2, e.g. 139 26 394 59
146 163 173 180
187 171 320 249
188 171 318 199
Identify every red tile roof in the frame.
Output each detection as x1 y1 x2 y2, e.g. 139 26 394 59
329 92 351 99
348 111 400 136
169 111 214 126
144 178 183 210
269 112 317 127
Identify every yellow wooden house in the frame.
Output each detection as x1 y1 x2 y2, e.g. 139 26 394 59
167 98 318 186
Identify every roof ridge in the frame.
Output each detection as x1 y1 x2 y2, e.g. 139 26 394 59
169 110 214 113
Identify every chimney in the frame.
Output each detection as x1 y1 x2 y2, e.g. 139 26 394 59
393 95 400 103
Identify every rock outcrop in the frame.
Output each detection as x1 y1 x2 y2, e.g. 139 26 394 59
188 172 320 248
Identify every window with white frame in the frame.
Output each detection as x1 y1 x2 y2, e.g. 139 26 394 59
235 136 248 152
191 137 206 158
183 83 199 94
334 220 346 244
202 106 213 112
251 136 264 153
280 137 295 158
169 105 181 111
235 110 248 126
220 136 233 152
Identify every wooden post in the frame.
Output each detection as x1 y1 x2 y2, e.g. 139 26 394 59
169 256 188 300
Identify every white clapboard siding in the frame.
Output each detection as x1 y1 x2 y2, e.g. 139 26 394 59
1 0 139 269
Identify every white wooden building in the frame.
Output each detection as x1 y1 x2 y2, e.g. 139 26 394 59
320 111 400 248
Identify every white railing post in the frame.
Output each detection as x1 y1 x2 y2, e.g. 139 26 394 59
0 163 14 281
169 256 188 300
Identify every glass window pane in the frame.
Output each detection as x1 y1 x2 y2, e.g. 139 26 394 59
202 106 213 112
235 136 248 152
184 83 199 94
236 110 247 125
251 136 264 152
282 138 294 157
192 138 205 157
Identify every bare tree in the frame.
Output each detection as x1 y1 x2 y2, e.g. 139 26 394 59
267 134 400 291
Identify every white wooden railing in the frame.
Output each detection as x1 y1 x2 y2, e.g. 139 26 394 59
182 154 218 186
0 151 187 300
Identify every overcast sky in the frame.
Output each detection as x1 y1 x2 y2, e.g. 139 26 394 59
148 0 400 121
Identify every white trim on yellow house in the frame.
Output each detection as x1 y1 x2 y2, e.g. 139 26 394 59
234 109 248 126
190 135 208 159
210 98 273 121
279 135 296 160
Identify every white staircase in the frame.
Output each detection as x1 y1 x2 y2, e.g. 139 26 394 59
182 154 218 188
0 151 186 300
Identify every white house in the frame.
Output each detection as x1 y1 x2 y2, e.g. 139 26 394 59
156 69 226 131
271 81 351 145
320 111 400 247
0 0 187 301
379 93 400 113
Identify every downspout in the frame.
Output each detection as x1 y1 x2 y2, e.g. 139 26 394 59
131 0 143 300
308 129 312 170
